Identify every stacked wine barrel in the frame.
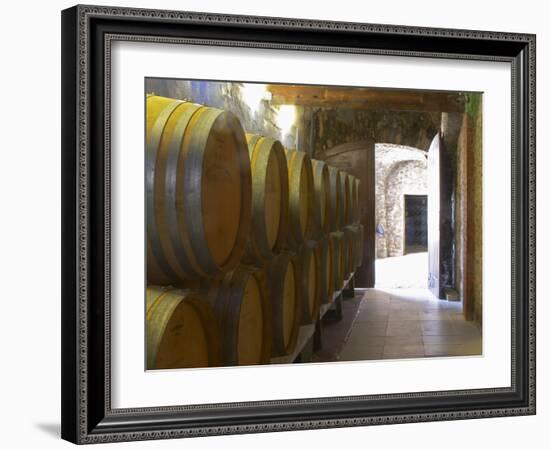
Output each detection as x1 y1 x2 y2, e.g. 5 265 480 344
145 95 364 369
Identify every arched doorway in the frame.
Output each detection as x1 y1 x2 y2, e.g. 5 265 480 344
374 144 429 289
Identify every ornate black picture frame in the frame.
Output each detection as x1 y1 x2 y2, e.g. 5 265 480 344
61 4 536 444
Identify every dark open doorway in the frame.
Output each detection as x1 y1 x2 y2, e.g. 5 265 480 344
404 194 428 254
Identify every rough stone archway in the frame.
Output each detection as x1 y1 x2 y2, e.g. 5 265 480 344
375 144 428 258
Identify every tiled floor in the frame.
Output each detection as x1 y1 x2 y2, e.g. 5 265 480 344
338 288 482 361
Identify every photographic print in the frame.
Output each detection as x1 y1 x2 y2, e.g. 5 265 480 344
144 79 483 370
61 6 535 443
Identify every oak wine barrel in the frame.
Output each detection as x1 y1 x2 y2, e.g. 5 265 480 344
297 243 322 325
284 149 314 249
354 177 361 223
346 174 359 224
329 232 344 291
327 166 343 231
356 223 365 267
338 229 350 280
146 95 251 285
344 224 361 269
311 159 331 237
343 226 356 277
146 286 222 369
344 223 364 269
203 266 272 366
310 238 333 305
266 252 302 356
339 170 350 227
243 134 290 266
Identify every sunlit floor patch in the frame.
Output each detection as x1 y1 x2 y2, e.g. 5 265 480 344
375 252 428 289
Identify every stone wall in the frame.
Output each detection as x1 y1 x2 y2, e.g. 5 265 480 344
309 109 439 158
469 96 483 324
374 144 427 258
145 79 288 142
455 119 467 306
384 160 428 257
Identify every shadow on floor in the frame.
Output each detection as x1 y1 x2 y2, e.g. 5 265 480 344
35 422 60 438
311 292 363 363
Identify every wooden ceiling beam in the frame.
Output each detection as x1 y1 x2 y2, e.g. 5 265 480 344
267 85 465 112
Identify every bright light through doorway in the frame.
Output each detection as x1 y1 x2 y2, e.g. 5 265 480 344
375 252 428 289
